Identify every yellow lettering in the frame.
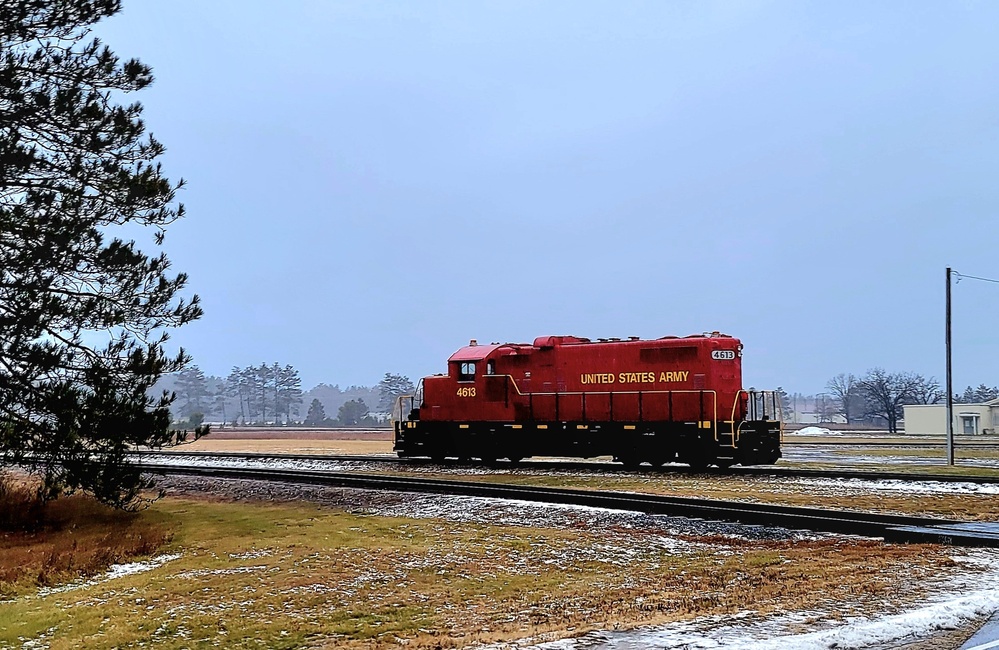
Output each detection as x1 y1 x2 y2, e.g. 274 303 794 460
657 370 692 383
582 373 617 384
580 371 701 385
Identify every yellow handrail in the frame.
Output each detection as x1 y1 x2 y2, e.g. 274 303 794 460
729 390 784 444
391 393 416 430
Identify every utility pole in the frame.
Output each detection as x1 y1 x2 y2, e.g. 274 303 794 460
946 267 954 466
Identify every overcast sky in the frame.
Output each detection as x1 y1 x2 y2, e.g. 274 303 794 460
97 1 999 394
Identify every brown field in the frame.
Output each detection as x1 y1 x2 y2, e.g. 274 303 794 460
168 437 396 455
197 427 392 440
161 427 394 455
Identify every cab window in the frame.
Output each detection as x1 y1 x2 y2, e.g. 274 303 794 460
486 360 496 375
458 362 476 382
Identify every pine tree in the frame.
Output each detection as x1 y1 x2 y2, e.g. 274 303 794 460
0 2 202 507
174 365 208 419
304 399 326 426
226 367 245 424
257 363 272 423
377 373 415 413
275 364 303 423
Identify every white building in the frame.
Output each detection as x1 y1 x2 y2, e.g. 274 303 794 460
903 399 999 435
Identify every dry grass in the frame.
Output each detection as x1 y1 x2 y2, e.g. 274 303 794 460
165 438 396 455
199 428 392 440
824 447 999 460
0 475 172 599
788 434 999 445
0 492 962 649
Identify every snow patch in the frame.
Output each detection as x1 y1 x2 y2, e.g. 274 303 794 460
228 549 272 560
480 550 999 649
786 475 999 496
37 553 182 596
176 564 269 579
365 492 823 543
787 426 840 436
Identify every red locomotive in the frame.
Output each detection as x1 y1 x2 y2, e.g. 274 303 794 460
394 332 782 468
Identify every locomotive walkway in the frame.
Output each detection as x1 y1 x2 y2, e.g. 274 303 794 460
142 461 999 547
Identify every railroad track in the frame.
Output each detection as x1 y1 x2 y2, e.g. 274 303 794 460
134 450 999 484
787 440 999 448
142 462 999 547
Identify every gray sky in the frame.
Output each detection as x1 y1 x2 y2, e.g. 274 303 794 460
98 1 999 393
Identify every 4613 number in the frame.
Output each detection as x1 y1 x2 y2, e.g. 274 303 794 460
456 386 476 397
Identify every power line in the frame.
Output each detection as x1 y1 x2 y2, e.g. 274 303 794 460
954 271 999 285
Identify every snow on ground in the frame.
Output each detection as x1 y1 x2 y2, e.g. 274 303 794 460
141 454 999 497
140 453 371 473
146 472 999 648
364 492 830 543
786 427 842 436
782 448 999 468
780 475 999 496
474 549 999 649
35 553 182 597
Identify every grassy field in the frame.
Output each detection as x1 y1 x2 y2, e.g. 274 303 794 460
0 489 966 649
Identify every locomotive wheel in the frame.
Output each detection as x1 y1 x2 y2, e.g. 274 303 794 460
507 456 523 466
715 459 735 470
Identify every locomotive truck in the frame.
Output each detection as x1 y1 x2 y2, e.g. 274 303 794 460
394 332 782 468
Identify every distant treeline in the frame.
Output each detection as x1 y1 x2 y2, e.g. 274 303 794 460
804 370 998 434
157 366 414 427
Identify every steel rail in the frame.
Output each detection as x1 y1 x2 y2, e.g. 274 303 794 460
134 450 999 484
142 462 999 547
787 441 999 448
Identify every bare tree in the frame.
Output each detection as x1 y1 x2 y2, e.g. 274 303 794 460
814 395 838 423
826 373 863 424
909 375 944 405
858 368 921 434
